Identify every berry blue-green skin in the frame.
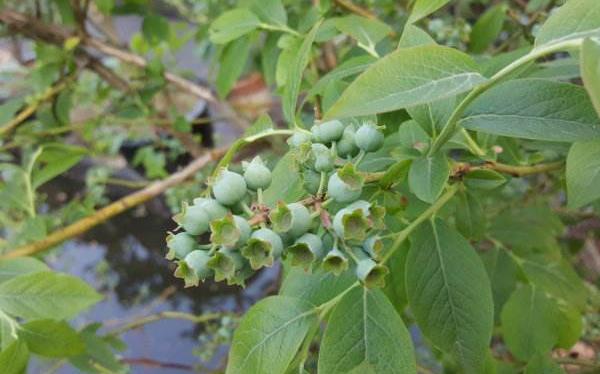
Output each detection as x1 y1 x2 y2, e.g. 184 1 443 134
327 173 362 203
287 203 312 238
312 120 344 144
364 235 382 259
295 233 324 258
232 215 251 248
287 132 312 148
355 257 378 283
213 170 248 206
193 198 228 221
184 250 213 280
251 228 284 258
168 232 197 259
243 158 272 190
179 204 209 235
302 168 321 195
346 200 371 216
311 143 334 172
355 123 384 152
322 246 349 274
336 125 359 158
332 208 350 238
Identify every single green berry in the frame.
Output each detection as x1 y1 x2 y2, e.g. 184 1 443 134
346 200 371 215
311 120 344 143
213 169 247 206
207 248 245 282
174 250 213 287
355 123 384 152
355 251 388 288
311 143 334 172
243 156 272 190
302 168 321 195
336 125 360 158
210 214 251 248
327 172 362 203
332 207 370 241
242 228 283 269
287 132 312 148
193 197 229 221
173 202 209 235
287 233 323 269
270 202 312 238
363 236 383 260
322 246 349 276
166 232 197 260
226 261 253 287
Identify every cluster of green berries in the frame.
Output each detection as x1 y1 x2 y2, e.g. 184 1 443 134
166 119 388 288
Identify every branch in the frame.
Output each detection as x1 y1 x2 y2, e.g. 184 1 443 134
0 148 227 260
453 160 565 178
334 0 377 19
108 311 224 336
0 73 76 136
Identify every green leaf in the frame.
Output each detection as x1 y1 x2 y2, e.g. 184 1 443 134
398 25 436 48
454 189 486 240
408 0 450 24
318 287 416 373
469 4 507 54
334 15 391 56
383 243 409 313
407 96 455 137
534 0 600 49
283 20 321 124
408 153 449 204
0 340 28 374
20 320 84 357
243 113 274 138
0 257 48 284
325 45 486 119
70 325 127 373
463 169 506 190
32 143 87 189
459 79 600 142
141 15 170 46
481 247 518 322
263 152 306 206
0 97 24 126
250 0 287 27
280 267 356 306
581 38 600 116
209 8 261 45
0 271 102 320
308 55 376 98
226 296 318 374
524 354 565 374
556 304 583 349
519 257 588 311
217 35 251 98
566 140 600 208
94 0 114 14
501 285 561 361
406 219 493 372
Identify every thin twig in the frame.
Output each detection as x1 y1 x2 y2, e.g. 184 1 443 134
0 147 227 259
108 311 224 336
334 0 377 19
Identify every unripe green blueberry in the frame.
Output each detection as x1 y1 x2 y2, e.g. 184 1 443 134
336 125 360 158
174 203 209 235
327 172 362 203
213 169 247 206
363 236 383 261
322 246 349 276
207 248 245 282
355 123 384 152
243 156 272 190
332 207 370 241
210 214 251 248
287 132 312 148
287 233 323 269
242 228 284 269
311 143 334 172
174 249 212 287
355 251 388 288
346 200 371 215
311 120 344 143
193 197 228 221
270 202 312 238
166 232 197 260
302 168 321 195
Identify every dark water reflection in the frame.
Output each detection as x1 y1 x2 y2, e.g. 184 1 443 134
38 191 277 373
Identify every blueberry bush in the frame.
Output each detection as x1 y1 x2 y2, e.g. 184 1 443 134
0 0 600 373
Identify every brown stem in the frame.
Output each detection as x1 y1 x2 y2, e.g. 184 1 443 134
333 0 377 19
0 148 227 260
109 311 224 336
